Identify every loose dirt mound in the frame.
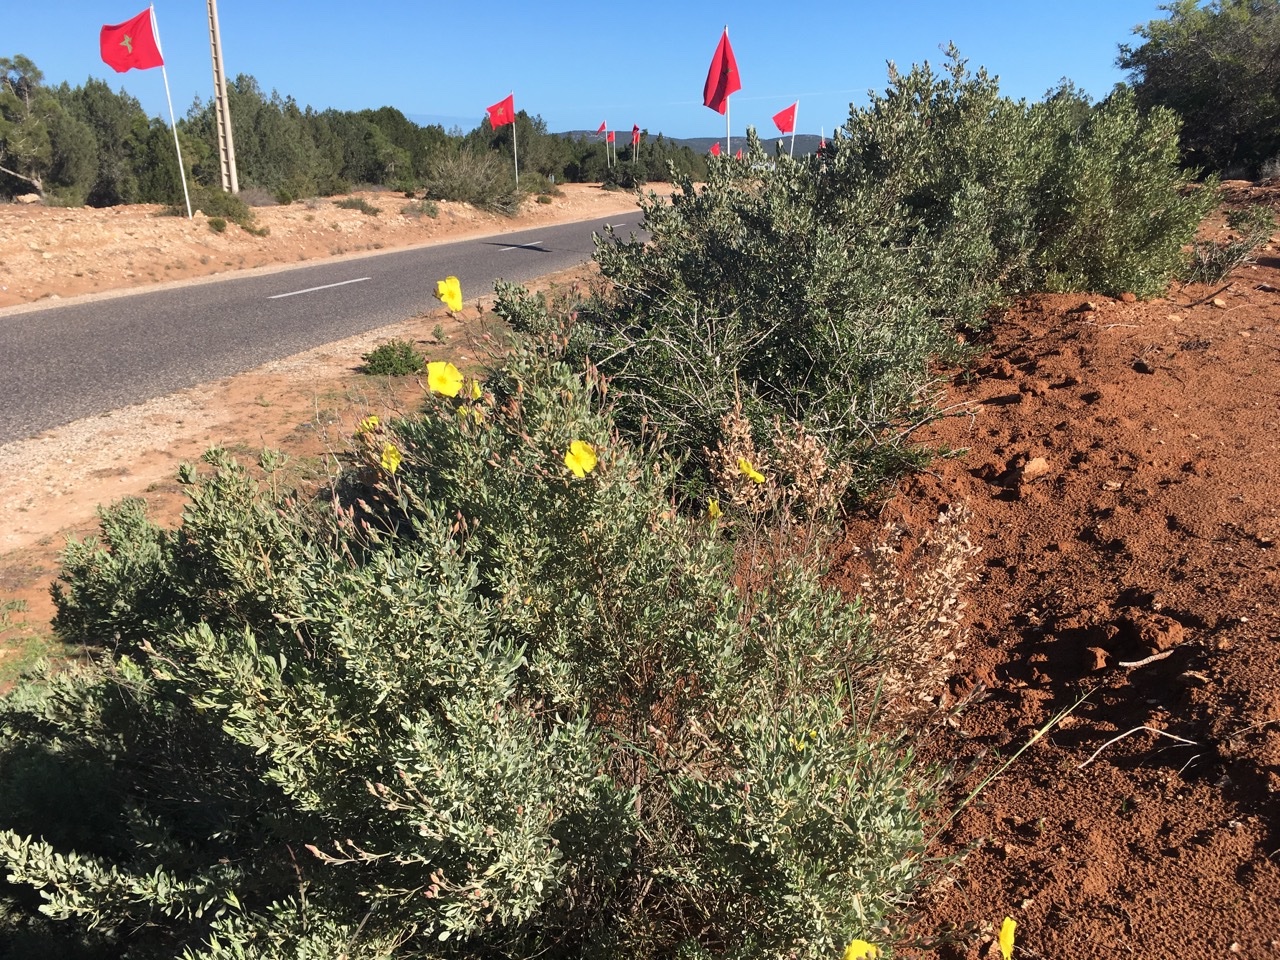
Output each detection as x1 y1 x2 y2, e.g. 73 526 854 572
828 188 1280 955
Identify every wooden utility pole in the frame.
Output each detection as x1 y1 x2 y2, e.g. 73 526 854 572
207 0 238 193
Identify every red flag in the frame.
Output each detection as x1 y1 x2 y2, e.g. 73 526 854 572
772 102 797 135
631 124 640 146
486 94 515 129
709 142 721 156
607 130 615 143
100 8 164 73
596 121 606 134
703 28 741 115
735 148 743 160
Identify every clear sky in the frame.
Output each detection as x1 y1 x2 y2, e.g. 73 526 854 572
9 1 1167 139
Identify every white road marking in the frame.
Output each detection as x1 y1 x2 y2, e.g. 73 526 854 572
269 277 371 299
499 239 544 252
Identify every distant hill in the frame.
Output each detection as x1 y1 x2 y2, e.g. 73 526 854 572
557 131 824 157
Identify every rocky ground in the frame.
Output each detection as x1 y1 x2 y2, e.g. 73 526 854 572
2 182 1279 957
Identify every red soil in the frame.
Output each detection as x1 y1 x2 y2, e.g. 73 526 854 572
829 185 1280 957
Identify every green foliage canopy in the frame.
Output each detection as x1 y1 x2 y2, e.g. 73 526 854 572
1119 0 1280 175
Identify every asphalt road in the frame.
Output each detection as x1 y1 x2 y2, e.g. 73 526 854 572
0 213 639 446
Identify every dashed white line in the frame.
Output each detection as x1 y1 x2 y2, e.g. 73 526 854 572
268 277 371 299
498 239 544 252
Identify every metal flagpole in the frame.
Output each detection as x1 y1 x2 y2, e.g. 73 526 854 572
150 6 192 218
510 93 519 187
724 25 731 157
790 102 797 158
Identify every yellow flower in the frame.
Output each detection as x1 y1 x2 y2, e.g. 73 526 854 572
427 360 463 397
468 378 483 401
708 498 722 519
457 405 484 424
564 440 598 478
843 940 879 960
737 457 765 484
999 917 1016 960
380 443 402 474
357 414 380 434
435 276 462 312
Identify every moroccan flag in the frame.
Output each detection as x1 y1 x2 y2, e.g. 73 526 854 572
607 130 615 143
735 148 742 160
486 94 515 129
631 124 640 146
709 142 721 156
772 102 797 135
702 27 741 115
100 8 164 73
596 121 606 135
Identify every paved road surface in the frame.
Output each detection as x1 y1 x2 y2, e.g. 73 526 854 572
0 214 637 446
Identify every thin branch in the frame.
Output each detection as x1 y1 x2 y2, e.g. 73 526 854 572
1077 726 1199 771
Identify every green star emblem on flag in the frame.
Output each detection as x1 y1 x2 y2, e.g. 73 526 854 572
120 34 134 54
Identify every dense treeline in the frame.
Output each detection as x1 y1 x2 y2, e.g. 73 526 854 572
1120 0 1280 177
0 55 707 207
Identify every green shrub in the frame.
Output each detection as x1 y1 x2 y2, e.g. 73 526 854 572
1034 87 1216 298
187 186 255 228
360 338 425 376
335 195 381 215
206 216 226 233
1182 202 1275 284
401 198 439 218
499 52 1213 508
0 346 941 959
237 187 277 207
424 146 521 215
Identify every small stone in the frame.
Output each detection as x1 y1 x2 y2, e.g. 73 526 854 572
1077 300 1100 313
1168 313 1184 322
1081 388 1104 404
1211 297 1228 308
1119 292 1138 303
1019 456 1052 484
1085 647 1111 671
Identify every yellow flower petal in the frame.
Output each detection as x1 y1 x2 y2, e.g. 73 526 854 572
999 917 1016 960
380 443 402 475
843 940 879 960
737 457 765 484
435 276 463 312
426 360 463 397
357 414 380 434
468 378 483 400
708 498 722 519
564 439 598 478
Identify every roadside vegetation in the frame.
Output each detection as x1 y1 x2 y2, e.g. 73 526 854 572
0 57 705 213
0 4 1272 957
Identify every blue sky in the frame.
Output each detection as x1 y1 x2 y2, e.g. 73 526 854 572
11 2 1167 139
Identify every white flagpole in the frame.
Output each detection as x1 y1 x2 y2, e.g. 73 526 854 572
150 5 192 218
790 102 797 158
510 93 519 187
724 26 731 157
